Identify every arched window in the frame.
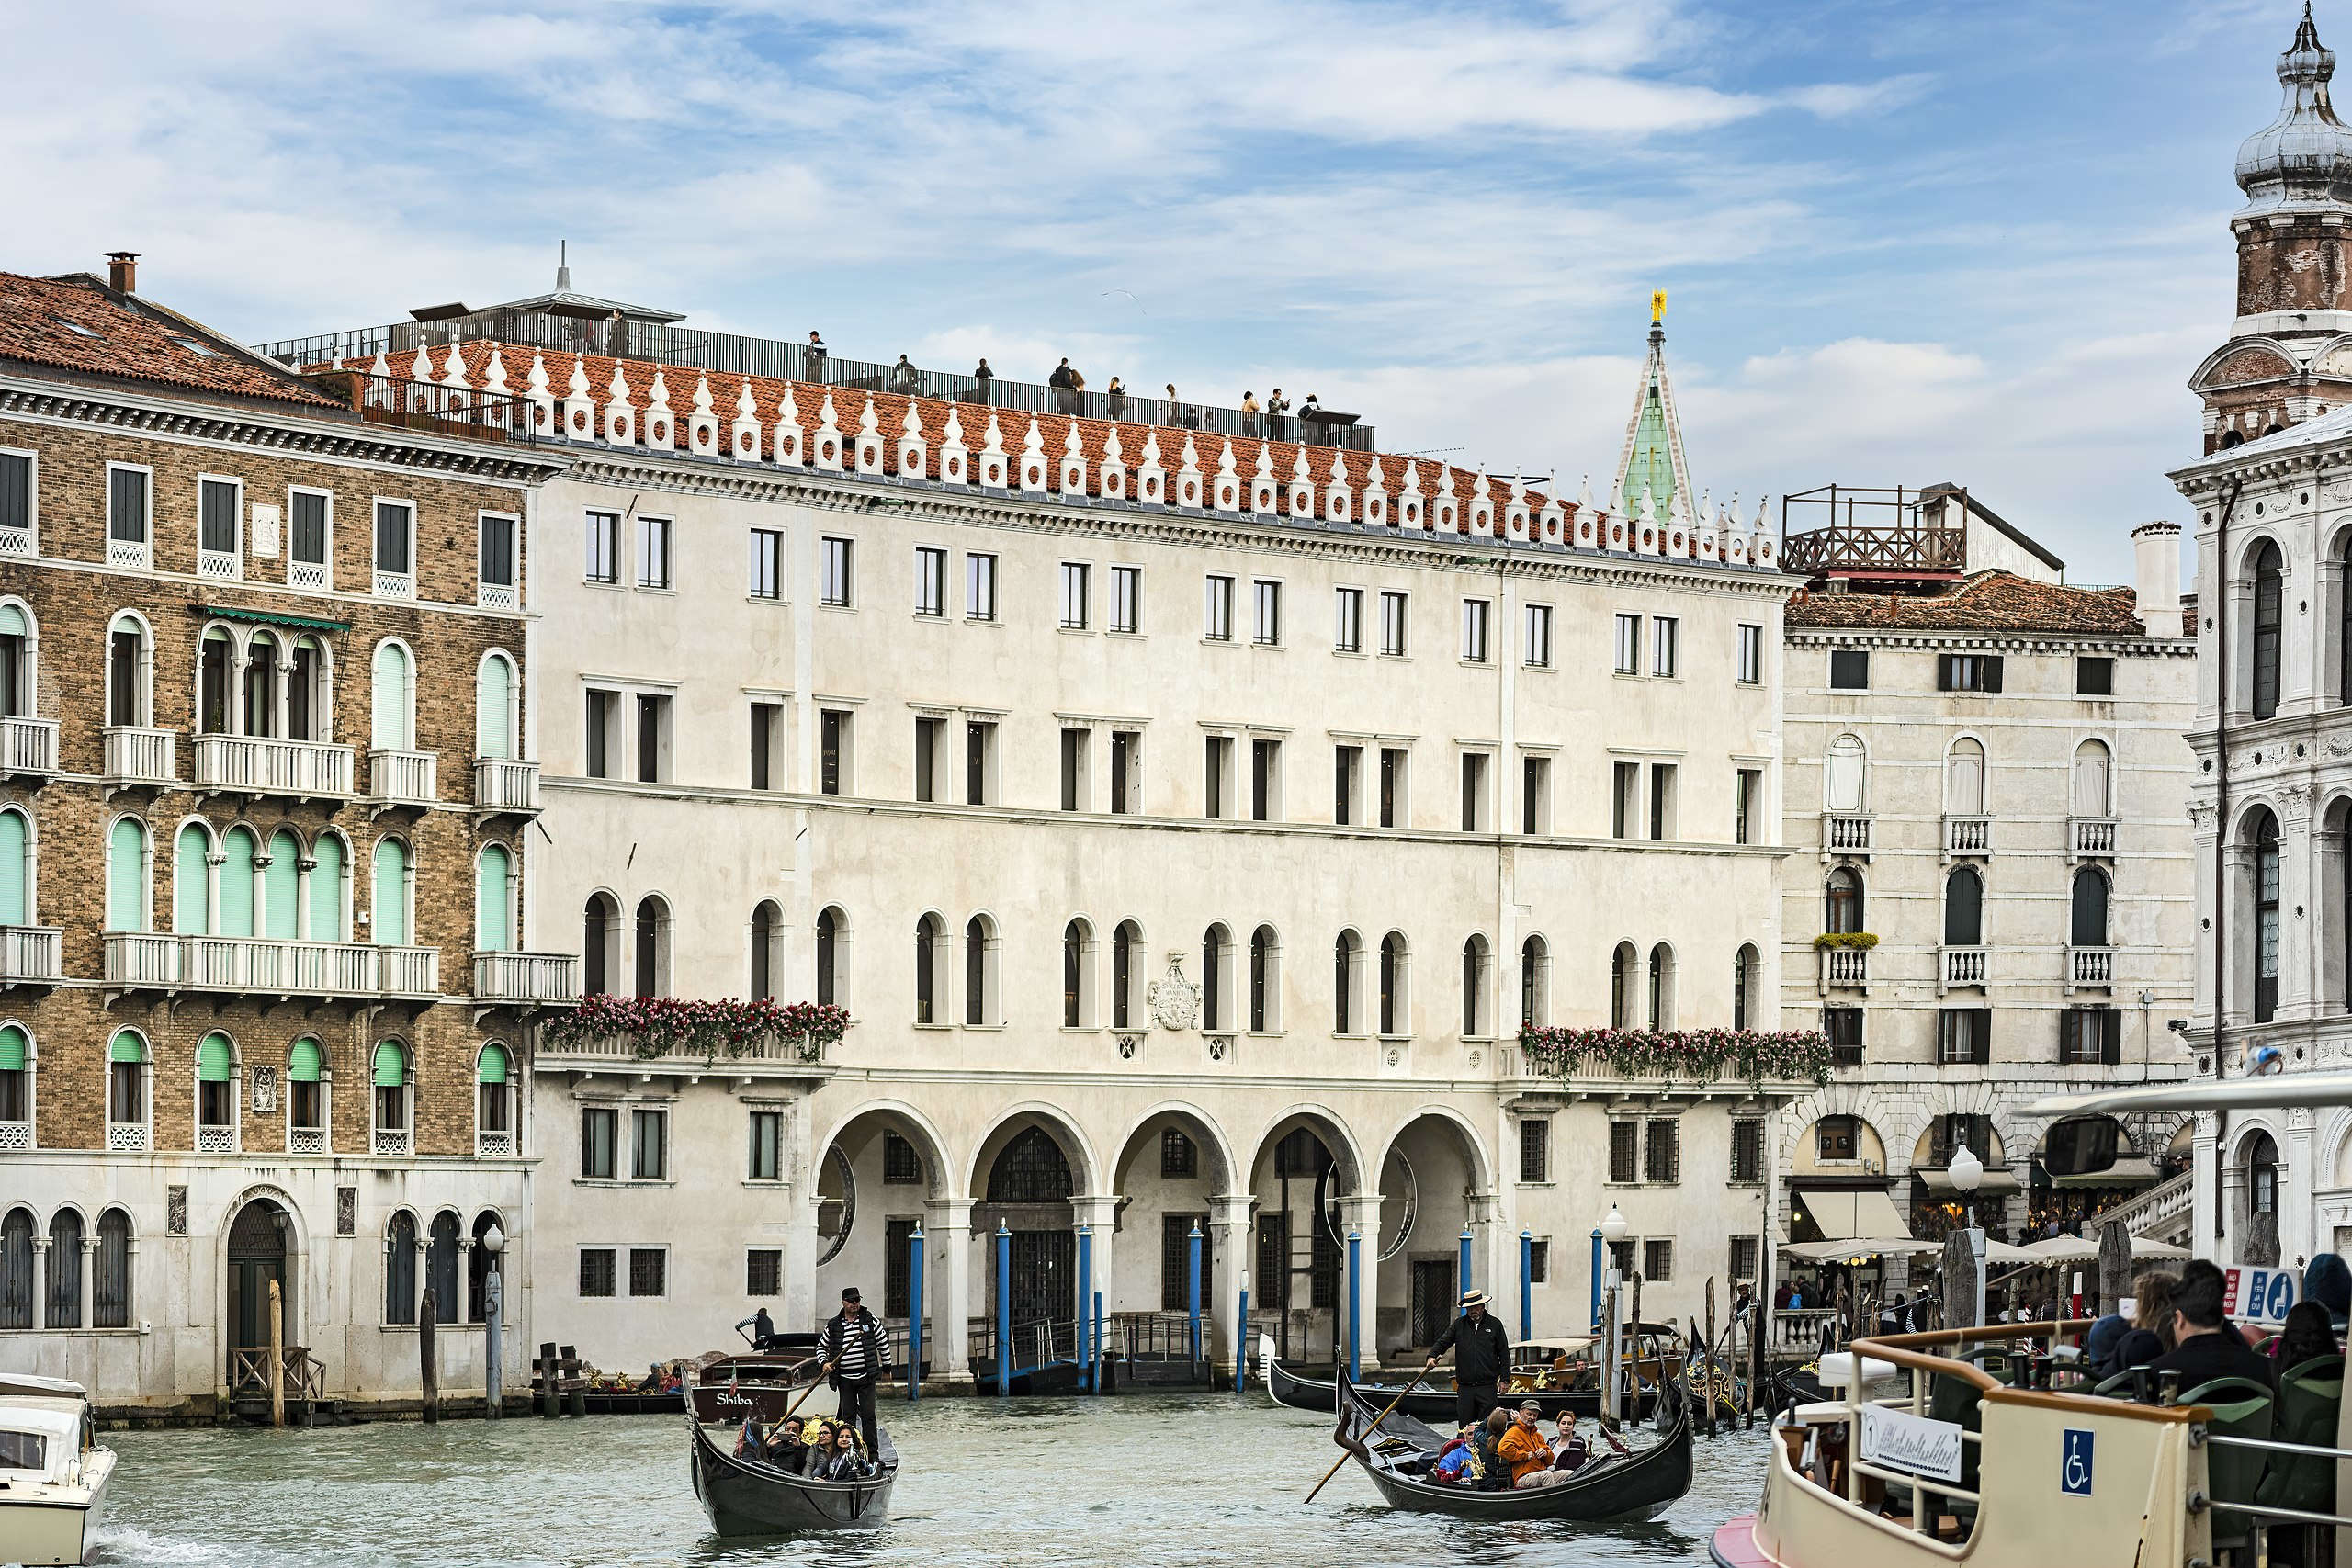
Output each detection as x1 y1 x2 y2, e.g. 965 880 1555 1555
1250 925 1279 1032
107 1029 147 1136
172 821 211 935
813 905 845 1007
1611 941 1637 1029
107 613 152 728
370 838 411 946
987 1126 1075 1202
0 604 29 722
310 831 346 941
1461 934 1491 1036
219 826 257 937
0 809 28 928
1647 942 1675 1029
0 1207 29 1328
477 651 516 761
0 1024 26 1128
476 844 513 953
915 913 944 1024
106 818 148 932
477 1043 514 1143
752 900 783 1001
2253 540 2284 718
288 1036 325 1144
634 896 669 996
1064 919 1093 1028
1201 924 1232 1032
1946 737 1985 816
1825 734 1866 812
965 915 996 1026
264 829 300 940
1826 867 1865 933
2073 739 2112 818
1378 931 1408 1036
1334 930 1363 1033
2342 532 2352 706
2255 808 2282 1023
1520 935 1549 1030
373 1040 412 1145
582 892 619 995
1734 942 1759 1031
197 1031 235 1147
244 629 279 737
2251 1131 2280 1215
94 1209 131 1328
1112 920 1141 1030
199 626 233 734
2072 867 2110 948
46 1210 82 1328
385 1212 418 1325
1944 865 1984 946
288 635 329 741
467 1210 503 1325
425 1211 461 1324
371 640 415 750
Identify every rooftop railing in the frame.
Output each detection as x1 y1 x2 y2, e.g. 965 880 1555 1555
255 309 1377 453
302 370 539 446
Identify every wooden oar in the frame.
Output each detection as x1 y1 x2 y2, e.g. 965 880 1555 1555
1306 1371 1429 1504
781 1363 833 1422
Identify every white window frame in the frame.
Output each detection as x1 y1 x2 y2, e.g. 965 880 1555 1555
1335 586 1364 655
286 486 333 591
1204 575 1236 643
820 536 854 608
1059 561 1091 630
1523 604 1553 669
1736 622 1763 686
1651 615 1679 677
577 1245 620 1299
748 527 785 602
636 513 673 591
0 445 37 558
1110 564 1143 635
105 461 154 571
966 552 998 622
1461 597 1491 664
914 546 948 618
197 473 244 582
1379 591 1409 659
1613 613 1640 675
627 1244 671 1299
478 511 520 609
1251 579 1282 647
370 496 416 600
584 509 622 587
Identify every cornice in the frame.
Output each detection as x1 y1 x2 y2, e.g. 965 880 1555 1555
1782 626 2194 656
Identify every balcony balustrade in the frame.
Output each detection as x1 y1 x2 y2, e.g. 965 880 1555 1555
106 1122 149 1152
1944 815 1993 856
2072 817 2119 860
194 734 354 797
474 757 540 814
476 1130 516 1158
372 1128 412 1156
104 726 176 785
0 1119 28 1151
1941 946 1987 988
0 926 61 987
368 748 437 806
105 932 439 998
1819 946 1869 992
473 950 579 1005
2069 945 2115 989
1821 812 1872 860
0 715 58 777
197 1124 238 1155
288 1126 327 1155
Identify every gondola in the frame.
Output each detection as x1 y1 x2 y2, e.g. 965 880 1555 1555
1330 1362 1691 1522
686 1415 898 1534
1267 1343 1665 1423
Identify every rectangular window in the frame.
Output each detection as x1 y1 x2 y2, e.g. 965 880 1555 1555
1732 1119 1765 1183
199 477 241 557
581 1106 617 1179
749 528 783 600
884 1218 917 1317
1461 598 1490 663
1608 1238 1634 1277
1378 747 1407 828
750 702 783 790
1379 592 1408 657
820 709 852 796
1460 751 1488 832
1111 565 1142 634
1644 1118 1681 1183
374 501 413 579
748 1111 783 1180
1529 1239 1549 1283
820 536 854 606
1204 575 1235 641
1651 616 1679 677
1521 755 1550 835
290 490 329 570
1060 561 1091 629
628 1247 666 1298
1937 653 2005 693
1612 761 1639 840
1111 730 1140 814
630 1108 668 1179
2077 656 2114 696
579 1248 616 1297
1162 1129 1198 1179
1938 1007 1992 1065
1729 1235 1760 1285
1335 745 1363 826
1161 1213 1215 1313
1829 649 1870 690
1609 1121 1639 1184
637 514 672 588
108 466 149 546
480 513 517 591
1825 1007 1863 1066
635 694 668 784
1523 604 1552 669
1335 588 1364 653
1736 768 1760 846
1643 1238 1674 1283
1204 736 1233 819
1251 738 1281 821
1613 614 1640 675
1816 1115 1860 1162
585 690 618 779
885 1131 925 1183
1520 1120 1550 1183
914 716 943 803
915 547 947 617
1061 727 1091 812
966 719 997 806
1253 580 1282 646
747 1249 783 1297
966 552 997 621
2060 1006 2121 1066
0 452 29 539
585 510 620 583
1649 762 1677 841
1736 624 1762 685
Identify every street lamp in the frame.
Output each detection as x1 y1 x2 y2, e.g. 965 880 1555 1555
1600 1206 1629 1245
1947 1144 1986 1331
482 1224 507 1419
1597 1206 1630 1421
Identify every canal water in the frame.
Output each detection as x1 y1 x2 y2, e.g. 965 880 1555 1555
90 1393 1768 1567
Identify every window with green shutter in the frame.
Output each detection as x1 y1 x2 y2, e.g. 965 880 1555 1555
198 1032 232 1082
372 1041 405 1087
0 811 28 928
288 1037 322 1081
109 1030 144 1064
265 830 300 939
478 654 513 761
107 818 145 932
173 823 209 935
371 641 412 750
0 1025 27 1071
219 828 256 937
370 839 408 945
476 844 512 952
478 1043 509 1084
309 833 344 941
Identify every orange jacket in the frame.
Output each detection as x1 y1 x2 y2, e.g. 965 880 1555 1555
1497 1422 1554 1483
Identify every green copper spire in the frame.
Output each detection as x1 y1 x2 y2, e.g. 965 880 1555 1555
1611 292 1692 521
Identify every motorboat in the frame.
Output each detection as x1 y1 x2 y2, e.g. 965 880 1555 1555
0 1375 115 1566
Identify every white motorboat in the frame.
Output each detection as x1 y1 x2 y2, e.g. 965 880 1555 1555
0 1375 115 1566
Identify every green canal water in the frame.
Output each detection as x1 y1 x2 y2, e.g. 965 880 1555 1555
89 1393 1769 1566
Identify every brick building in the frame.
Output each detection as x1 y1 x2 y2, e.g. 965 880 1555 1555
0 258 574 1415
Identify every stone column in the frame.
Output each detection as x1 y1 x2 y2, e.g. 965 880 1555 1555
2286 1108 2317 1270
1209 1191 1254 1376
29 1236 47 1329
2282 784 2320 1021
1334 1193 1384 1370
926 1196 974 1382
1468 1189 1502 1311
2192 1111 2221 1261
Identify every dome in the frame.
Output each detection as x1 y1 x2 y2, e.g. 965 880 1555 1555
2237 4 2352 214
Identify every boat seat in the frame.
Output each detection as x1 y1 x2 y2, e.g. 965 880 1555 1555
1927 1373 1988 1493
2255 1355 2342 1517
2180 1375 2277 1550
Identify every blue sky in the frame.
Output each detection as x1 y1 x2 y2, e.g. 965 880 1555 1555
1 0 2312 580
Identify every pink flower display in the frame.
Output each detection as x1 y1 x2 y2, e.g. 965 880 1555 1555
540 994 853 1065
1513 1026 1832 1087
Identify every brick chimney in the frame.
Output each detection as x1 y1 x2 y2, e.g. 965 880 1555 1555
105 252 139 294
2132 521 2182 633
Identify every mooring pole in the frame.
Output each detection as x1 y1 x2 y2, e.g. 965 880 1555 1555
1346 1227 1363 1382
909 1221 925 1404
267 1278 286 1428
1457 1225 1473 1316
1187 1221 1204 1371
1235 1269 1250 1393
1589 1227 1603 1331
1077 1224 1093 1386
419 1285 439 1425
1520 1230 1533 1341
994 1220 1012 1398
484 1263 503 1420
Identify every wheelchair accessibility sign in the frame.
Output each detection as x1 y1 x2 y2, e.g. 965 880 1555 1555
2061 1429 2095 1496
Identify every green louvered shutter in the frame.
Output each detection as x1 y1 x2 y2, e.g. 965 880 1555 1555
265 830 300 938
197 1032 232 1082
0 1025 26 1072
173 824 209 934
478 655 512 761
372 1040 405 1088
109 1029 144 1064
372 642 410 750
476 844 512 953
288 1037 322 1082
0 605 24 638
107 819 144 931
0 812 27 928
477 1043 509 1085
309 834 344 941
371 840 407 946
219 829 256 937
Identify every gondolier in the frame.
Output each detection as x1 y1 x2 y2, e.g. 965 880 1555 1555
1423 1289 1510 1427
808 1287 889 1457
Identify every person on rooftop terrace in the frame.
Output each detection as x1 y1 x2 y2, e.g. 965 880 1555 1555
973 358 993 405
1106 376 1126 420
1265 387 1288 440
889 355 920 395
1241 390 1259 437
1050 357 1079 415
803 332 826 380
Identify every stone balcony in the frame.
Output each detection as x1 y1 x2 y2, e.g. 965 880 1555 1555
1940 945 1986 990
535 1027 839 1082
1820 811 1871 861
368 748 437 807
472 950 580 1006
104 932 439 998
2067 944 2114 992
1818 945 1869 994
474 757 540 815
193 734 355 798
0 715 58 779
0 926 62 987
104 726 176 786
1943 814 1993 858
2071 817 2118 861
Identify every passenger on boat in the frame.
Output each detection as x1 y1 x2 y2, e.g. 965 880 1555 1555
1421 1289 1512 1428
1465 1409 1514 1492
2305 1252 2352 1333
2150 1260 2277 1390
814 1422 875 1482
751 1306 778 1350
2269 1300 2338 1367
765 1415 811 1472
1426 1433 1476 1486
2109 1269 2179 1373
804 1286 891 1460
1498 1403 1568 1489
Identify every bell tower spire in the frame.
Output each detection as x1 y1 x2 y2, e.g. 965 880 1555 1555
1611 290 1692 521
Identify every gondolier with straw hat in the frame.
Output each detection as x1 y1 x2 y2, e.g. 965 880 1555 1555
1423 1288 1511 1429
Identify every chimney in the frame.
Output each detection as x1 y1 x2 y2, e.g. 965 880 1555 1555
105 252 139 294
2132 521 2182 633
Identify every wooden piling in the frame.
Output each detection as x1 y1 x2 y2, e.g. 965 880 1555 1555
420 1286 439 1424
1940 1233 1980 1331
1702 1280 1719 1438
267 1279 286 1429
2098 1219 2133 1317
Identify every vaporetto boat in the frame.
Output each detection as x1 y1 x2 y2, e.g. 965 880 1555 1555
0 1375 115 1567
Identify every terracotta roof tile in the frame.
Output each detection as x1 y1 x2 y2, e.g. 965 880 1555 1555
0 271 341 409
1784 570 2152 636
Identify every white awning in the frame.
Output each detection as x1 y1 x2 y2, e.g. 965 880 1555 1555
2048 1156 2161 1190
1794 1186 1916 1242
1781 1237 1943 1262
1914 1168 2024 1198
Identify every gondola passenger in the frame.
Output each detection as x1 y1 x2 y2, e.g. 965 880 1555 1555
816 1421 875 1481
765 1415 811 1472
1498 1403 1563 1488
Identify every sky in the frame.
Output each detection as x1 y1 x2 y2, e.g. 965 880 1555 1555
0 0 2313 581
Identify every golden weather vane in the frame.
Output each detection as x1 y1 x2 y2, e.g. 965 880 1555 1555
1651 288 1668 325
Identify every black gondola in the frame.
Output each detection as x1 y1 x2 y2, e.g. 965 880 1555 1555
1267 1353 1662 1423
1329 1363 1692 1521
686 1416 898 1535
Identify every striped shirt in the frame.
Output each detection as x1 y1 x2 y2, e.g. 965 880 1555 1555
828 1311 885 1380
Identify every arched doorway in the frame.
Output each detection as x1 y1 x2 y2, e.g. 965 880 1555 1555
225 1197 290 1392
813 1106 951 1334
975 1120 1081 1335
1109 1108 1236 1364
1249 1111 1363 1363
1375 1112 1491 1360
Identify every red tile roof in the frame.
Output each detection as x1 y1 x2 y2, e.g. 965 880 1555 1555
1784 570 2154 635
0 271 342 409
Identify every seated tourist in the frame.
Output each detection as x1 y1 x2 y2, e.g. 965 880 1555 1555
2150 1260 2276 1392
1427 1428 1476 1485
734 1416 766 1459
2270 1300 2338 1368
1498 1403 1566 1489
1468 1408 1514 1492
765 1414 810 1471
1550 1411 1590 1472
2110 1269 2179 1375
816 1422 874 1480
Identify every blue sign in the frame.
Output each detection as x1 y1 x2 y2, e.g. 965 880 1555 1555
2061 1428 2095 1497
